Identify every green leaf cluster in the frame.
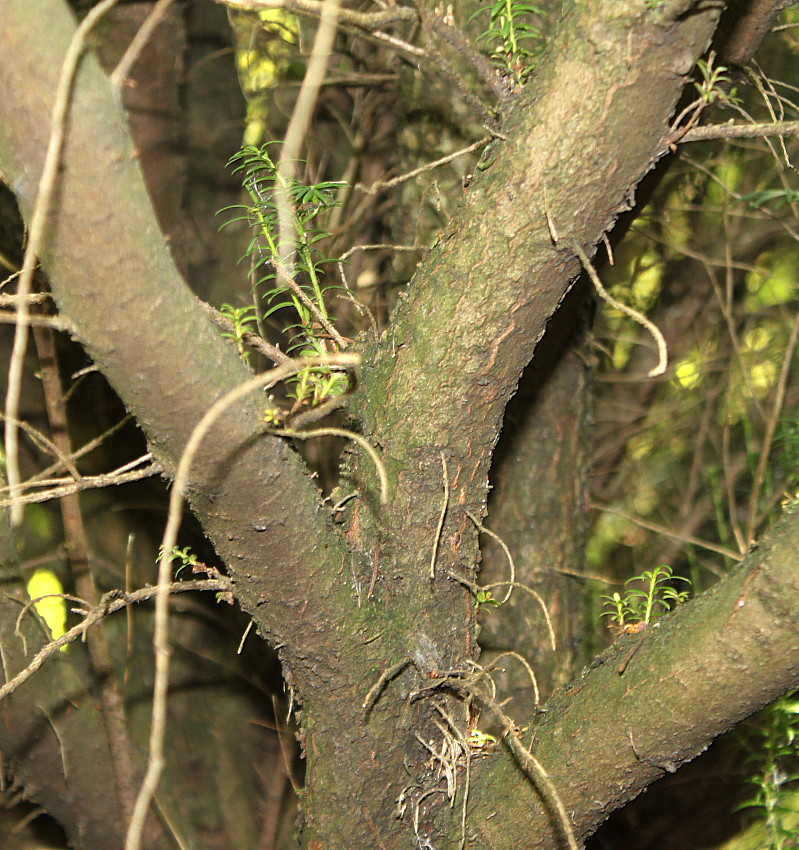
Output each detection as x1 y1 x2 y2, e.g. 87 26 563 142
161 545 199 578
471 0 543 88
737 693 799 850
600 565 691 630
694 56 739 107
222 143 349 409
220 303 259 364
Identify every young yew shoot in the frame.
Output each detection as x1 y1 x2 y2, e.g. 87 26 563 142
470 0 543 89
220 303 259 364
601 565 691 633
738 692 799 850
221 143 349 413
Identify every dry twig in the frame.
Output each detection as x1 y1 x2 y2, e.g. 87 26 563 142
0 580 228 704
3 0 125 527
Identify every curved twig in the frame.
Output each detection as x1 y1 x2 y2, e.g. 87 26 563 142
4 0 124 527
269 425 389 504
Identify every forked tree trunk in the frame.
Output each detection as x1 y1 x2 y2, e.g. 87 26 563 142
1 2 798 849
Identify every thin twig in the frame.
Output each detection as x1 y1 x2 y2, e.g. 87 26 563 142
589 502 742 561
722 418 747 555
436 676 578 850
33 324 137 824
110 0 180 92
269 425 388 504
3 0 124 528
286 393 349 429
0 311 70 331
362 659 411 711
569 240 668 378
0 580 228 703
200 300 291 365
0 292 51 307
213 0 416 28
488 703 579 850
356 137 491 195
430 452 449 579
0 461 161 509
484 650 540 707
462 510 515 604
679 120 799 143
446 568 556 652
125 354 357 850
28 414 134 484
0 413 80 479
275 0 346 350
481 581 556 652
416 4 509 103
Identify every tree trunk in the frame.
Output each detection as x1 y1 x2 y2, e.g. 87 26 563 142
1 1 796 848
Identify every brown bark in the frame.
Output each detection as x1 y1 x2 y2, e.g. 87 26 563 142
1 1 796 849
478 284 593 709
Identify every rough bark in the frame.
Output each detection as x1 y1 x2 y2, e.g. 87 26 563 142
1 1 796 849
478 285 593 709
457 505 799 849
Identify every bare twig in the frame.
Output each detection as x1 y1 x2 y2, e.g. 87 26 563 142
33 325 137 824
269 425 388 504
0 292 51 307
744 313 799 544
430 452 449 579
486 702 579 850
480 581 556 652
0 460 161 509
28 414 134 484
200 300 291 365
110 0 180 92
275 0 347 350
569 240 668 378
0 310 69 331
362 659 411 711
722 418 747 555
213 0 416 29
285 393 349 428
433 674 578 850
462 510 515 604
416 4 509 103
356 137 491 195
446 567 556 652
483 650 541 707
680 121 799 144
589 502 742 561
0 580 228 703
0 413 80 479
4 0 123 528
126 354 358 850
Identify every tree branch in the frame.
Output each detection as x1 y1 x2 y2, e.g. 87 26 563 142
213 0 417 29
679 119 799 142
464 506 799 848
0 0 377 687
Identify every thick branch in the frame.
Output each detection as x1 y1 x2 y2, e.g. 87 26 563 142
459 506 799 848
354 0 727 661
0 0 377 694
